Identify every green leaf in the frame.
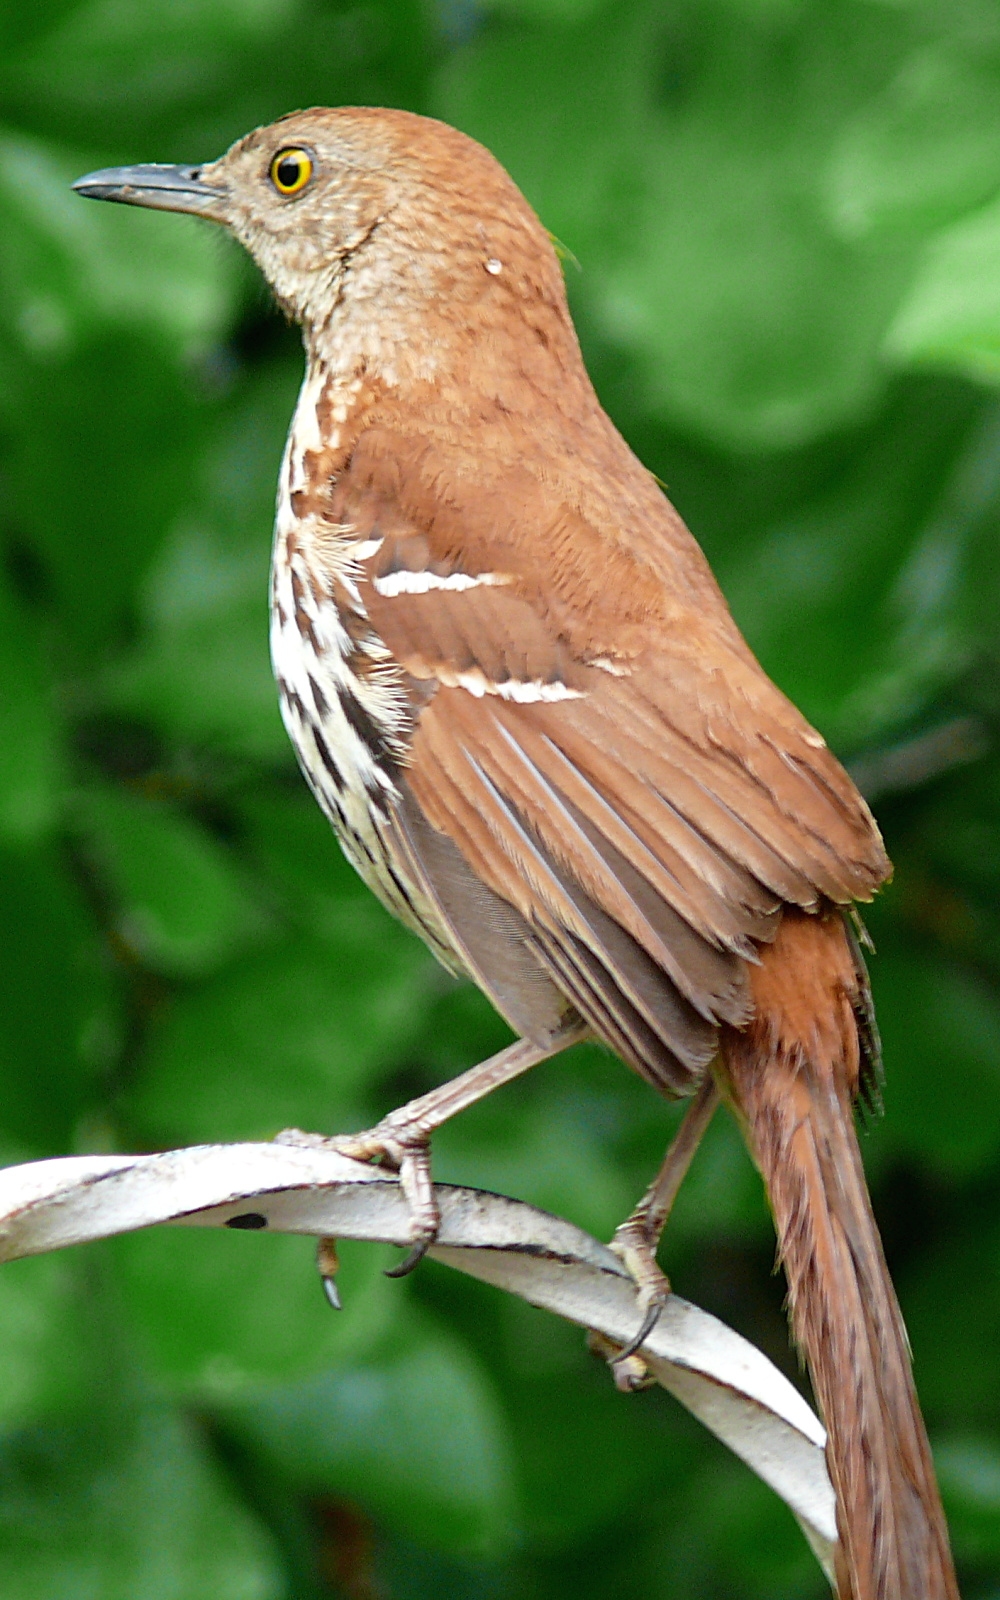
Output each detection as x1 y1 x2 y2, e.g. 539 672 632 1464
497 1336 686 1545
714 381 982 748
127 931 434 1146
476 0 608 21
827 44 1000 239
232 1308 519 1556
912 754 1000 928
0 130 236 359
3 0 431 153
2 334 206 654
0 0 80 57
886 192 1000 384
0 842 118 1152
623 1445 824 1599
434 1078 636 1244
660 1107 772 1249
594 129 910 452
0 1253 91 1425
936 1436 1000 1566
97 364 302 759
0 1401 282 1599
430 1037 653 1245
105 597 287 764
113 1229 397 1395
0 575 62 844
898 1213 1000 1423
437 1 918 449
869 937 1000 1179
75 784 267 978
238 787 435 954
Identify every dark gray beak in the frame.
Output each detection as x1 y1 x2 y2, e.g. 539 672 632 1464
72 163 226 222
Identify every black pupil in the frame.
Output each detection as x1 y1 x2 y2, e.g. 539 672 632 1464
276 156 301 189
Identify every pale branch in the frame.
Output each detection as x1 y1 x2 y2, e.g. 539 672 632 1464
0 1139 837 1586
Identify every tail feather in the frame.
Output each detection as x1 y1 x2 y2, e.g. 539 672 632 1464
721 909 957 1600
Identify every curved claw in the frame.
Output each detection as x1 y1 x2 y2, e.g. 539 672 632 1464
614 1295 665 1363
317 1237 342 1309
384 1237 432 1279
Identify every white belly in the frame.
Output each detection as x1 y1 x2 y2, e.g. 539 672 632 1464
268 372 463 969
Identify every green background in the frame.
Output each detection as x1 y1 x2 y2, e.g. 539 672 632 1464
2 0 1000 1594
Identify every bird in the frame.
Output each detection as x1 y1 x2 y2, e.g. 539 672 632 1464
74 108 958 1599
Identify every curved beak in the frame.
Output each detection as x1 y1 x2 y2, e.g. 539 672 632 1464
72 163 226 222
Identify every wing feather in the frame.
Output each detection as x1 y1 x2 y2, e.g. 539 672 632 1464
306 427 893 1098
388 788 573 1046
440 692 749 1023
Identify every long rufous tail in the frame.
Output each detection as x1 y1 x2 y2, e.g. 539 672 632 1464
720 909 958 1600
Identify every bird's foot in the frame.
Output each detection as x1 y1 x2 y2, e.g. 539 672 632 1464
316 1236 342 1308
277 1032 586 1288
278 1028 589 1295
601 1214 672 1387
276 1116 440 1278
594 1077 719 1387
586 1329 656 1393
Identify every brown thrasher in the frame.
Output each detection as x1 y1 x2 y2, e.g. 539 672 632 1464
75 110 957 1599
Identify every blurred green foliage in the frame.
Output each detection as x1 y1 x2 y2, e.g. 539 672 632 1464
1 0 999 1594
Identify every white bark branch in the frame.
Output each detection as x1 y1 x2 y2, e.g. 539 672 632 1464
0 1140 837 1586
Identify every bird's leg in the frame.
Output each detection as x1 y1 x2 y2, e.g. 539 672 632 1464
278 1019 588 1276
609 1072 720 1368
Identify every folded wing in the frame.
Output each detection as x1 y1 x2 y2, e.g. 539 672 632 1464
325 424 889 1096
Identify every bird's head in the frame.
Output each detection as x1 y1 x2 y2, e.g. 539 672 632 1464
73 107 568 367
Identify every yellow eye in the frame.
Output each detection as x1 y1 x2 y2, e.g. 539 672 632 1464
270 148 313 196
